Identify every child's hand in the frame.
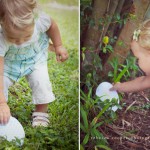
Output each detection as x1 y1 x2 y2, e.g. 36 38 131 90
55 46 69 62
110 82 123 92
0 102 11 124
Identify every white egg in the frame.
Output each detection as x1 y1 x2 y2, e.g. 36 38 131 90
96 82 119 111
0 116 25 145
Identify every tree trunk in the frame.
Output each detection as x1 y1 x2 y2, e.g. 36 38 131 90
81 0 109 80
144 3 150 20
81 0 122 80
102 0 150 77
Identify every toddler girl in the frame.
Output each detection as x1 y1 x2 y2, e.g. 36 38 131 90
0 0 68 127
110 19 150 93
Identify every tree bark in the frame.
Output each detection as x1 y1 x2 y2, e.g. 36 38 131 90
102 0 150 77
81 0 121 79
81 0 109 80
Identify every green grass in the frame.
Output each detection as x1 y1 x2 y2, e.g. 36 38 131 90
39 0 78 6
0 1 79 150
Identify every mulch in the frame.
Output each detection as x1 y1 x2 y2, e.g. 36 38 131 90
102 90 150 150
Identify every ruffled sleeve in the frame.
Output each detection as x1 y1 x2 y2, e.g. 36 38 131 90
36 12 51 33
0 32 8 57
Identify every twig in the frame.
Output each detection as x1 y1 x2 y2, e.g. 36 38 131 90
131 110 146 116
124 100 137 114
96 0 111 52
106 124 138 143
106 0 111 13
122 119 131 128
125 141 144 148
98 127 109 138
139 91 150 102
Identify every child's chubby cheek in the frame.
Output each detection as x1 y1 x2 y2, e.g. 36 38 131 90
130 40 140 58
138 58 149 75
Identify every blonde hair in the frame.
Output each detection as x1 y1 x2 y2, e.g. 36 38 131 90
0 0 37 30
138 19 150 50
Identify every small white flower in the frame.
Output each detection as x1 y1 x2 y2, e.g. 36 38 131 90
133 29 141 41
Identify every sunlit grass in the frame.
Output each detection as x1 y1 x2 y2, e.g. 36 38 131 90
39 0 78 6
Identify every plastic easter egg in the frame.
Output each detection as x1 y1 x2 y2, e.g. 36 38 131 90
96 82 119 111
0 116 25 145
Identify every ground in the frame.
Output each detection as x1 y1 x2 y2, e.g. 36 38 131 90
107 90 150 150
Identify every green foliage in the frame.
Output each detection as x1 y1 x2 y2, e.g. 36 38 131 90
130 103 150 111
80 0 93 36
81 50 103 88
102 44 113 54
0 1 78 149
80 89 121 149
80 91 108 147
99 13 135 29
39 0 78 6
95 145 112 150
108 56 138 83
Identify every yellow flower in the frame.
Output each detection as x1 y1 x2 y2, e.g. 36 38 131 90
103 36 109 45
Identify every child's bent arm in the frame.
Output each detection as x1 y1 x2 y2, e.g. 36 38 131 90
46 18 62 48
0 56 6 103
110 75 150 93
46 18 69 62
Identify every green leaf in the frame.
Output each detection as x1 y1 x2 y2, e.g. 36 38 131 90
82 133 90 145
81 106 89 130
91 102 111 126
91 128 103 138
80 144 84 150
117 40 124 46
82 47 86 52
91 128 108 145
109 57 119 81
116 14 120 20
88 88 92 99
115 66 129 83
80 122 86 133
108 71 113 77
96 145 112 150
102 47 107 53
80 90 88 100
94 121 104 128
82 53 85 61
106 45 113 52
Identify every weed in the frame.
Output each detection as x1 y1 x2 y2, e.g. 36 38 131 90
108 56 138 83
80 89 121 149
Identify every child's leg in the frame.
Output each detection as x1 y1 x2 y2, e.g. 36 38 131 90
35 103 48 112
26 63 55 105
26 63 55 127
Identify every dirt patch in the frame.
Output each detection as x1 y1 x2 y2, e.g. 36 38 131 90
101 90 150 150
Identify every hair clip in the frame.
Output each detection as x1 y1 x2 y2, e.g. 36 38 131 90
133 29 141 41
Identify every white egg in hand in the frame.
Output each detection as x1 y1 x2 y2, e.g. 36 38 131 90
0 116 25 145
96 82 119 111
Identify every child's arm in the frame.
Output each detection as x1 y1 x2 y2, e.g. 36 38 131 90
0 57 5 101
0 57 10 124
46 18 68 62
110 75 150 92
